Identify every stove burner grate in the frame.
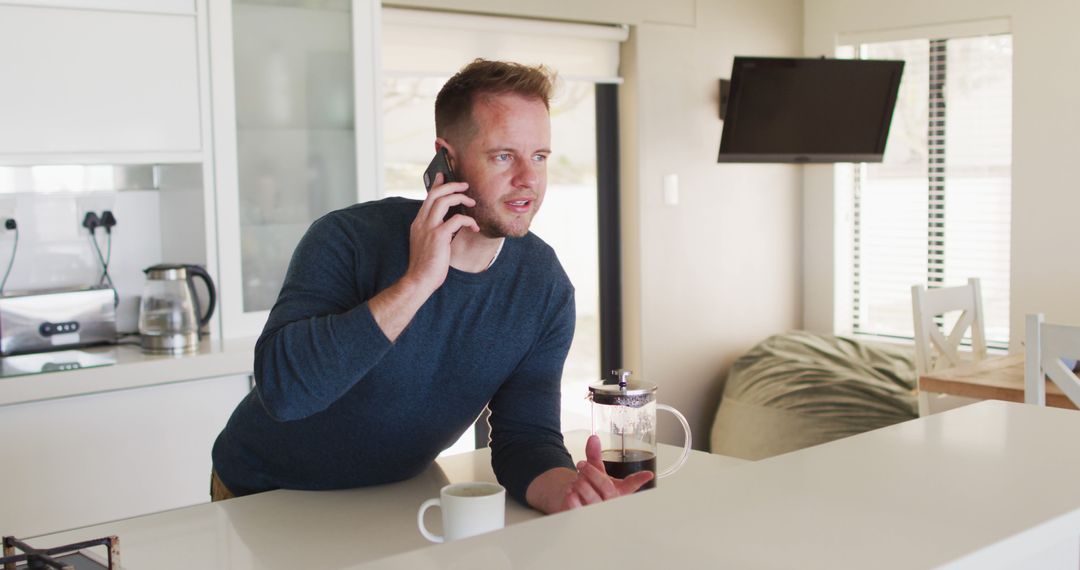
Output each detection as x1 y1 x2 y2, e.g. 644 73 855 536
1 535 119 570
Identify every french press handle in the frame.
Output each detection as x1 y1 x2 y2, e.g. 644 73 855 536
656 404 692 478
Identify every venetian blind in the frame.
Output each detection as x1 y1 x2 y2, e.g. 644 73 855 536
380 8 628 83
844 31 1013 348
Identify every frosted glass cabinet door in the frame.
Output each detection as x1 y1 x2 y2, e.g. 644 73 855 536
210 0 380 338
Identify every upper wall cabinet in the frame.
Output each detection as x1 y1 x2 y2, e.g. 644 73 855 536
208 0 381 339
0 1 203 164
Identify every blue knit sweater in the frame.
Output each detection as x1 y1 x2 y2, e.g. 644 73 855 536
212 198 576 504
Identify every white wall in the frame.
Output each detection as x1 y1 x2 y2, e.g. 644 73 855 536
0 189 163 332
803 0 1080 349
0 166 208 334
390 0 805 447
621 2 803 446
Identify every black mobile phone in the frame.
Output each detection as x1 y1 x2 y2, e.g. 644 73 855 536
423 147 455 192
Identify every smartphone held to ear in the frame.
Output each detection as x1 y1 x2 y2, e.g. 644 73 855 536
423 147 456 191
422 148 467 225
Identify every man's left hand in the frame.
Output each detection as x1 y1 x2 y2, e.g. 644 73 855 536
525 435 654 514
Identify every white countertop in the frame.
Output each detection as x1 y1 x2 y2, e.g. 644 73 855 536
0 336 256 407
361 401 1080 570
28 402 1080 569
29 432 740 568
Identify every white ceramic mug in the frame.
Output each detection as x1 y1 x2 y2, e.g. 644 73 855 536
417 482 506 543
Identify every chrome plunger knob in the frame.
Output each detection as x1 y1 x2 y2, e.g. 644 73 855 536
611 368 632 390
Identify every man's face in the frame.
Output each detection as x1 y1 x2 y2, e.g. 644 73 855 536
449 93 550 239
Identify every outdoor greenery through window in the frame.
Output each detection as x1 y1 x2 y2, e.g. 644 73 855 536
844 33 1012 348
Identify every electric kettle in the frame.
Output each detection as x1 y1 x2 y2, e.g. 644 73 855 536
138 264 216 355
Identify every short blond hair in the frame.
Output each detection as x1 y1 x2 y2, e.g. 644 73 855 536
435 59 555 142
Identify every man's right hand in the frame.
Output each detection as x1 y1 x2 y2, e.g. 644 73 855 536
368 174 478 343
403 173 479 296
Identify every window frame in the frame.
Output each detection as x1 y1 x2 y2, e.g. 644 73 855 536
837 20 1013 351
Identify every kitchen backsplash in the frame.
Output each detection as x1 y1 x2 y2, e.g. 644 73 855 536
0 164 205 332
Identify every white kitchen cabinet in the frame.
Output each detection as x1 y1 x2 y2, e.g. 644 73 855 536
0 373 251 538
208 0 382 338
0 1 203 163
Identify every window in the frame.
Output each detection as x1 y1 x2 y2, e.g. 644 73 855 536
381 79 601 435
380 9 628 450
842 32 1012 348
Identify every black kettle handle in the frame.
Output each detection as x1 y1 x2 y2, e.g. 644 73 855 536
184 264 217 329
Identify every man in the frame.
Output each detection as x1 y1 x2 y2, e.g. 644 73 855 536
211 59 651 513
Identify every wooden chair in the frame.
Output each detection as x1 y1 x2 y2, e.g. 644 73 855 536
911 278 988 415
1024 314 1080 408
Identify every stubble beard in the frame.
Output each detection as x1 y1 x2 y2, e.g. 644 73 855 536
464 193 534 239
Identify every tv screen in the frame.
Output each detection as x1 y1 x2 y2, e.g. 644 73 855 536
717 56 904 163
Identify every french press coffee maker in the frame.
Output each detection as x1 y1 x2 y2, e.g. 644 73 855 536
588 369 692 489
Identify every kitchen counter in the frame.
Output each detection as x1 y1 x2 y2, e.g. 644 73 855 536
364 401 1080 570
26 432 741 568
26 402 1080 569
0 336 256 407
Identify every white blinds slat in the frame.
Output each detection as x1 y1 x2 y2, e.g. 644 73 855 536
381 8 627 83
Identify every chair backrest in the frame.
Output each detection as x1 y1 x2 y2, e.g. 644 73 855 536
910 277 988 374
1024 313 1080 407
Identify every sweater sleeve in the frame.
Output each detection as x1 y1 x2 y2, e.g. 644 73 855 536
488 284 576 505
253 215 394 422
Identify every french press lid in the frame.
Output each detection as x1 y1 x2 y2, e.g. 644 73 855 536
588 369 657 408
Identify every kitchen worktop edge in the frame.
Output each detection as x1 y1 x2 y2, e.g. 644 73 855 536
0 336 256 407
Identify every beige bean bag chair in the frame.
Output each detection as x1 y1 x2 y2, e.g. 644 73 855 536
710 331 918 460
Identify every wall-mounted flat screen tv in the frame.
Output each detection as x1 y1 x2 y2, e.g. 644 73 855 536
717 56 904 163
